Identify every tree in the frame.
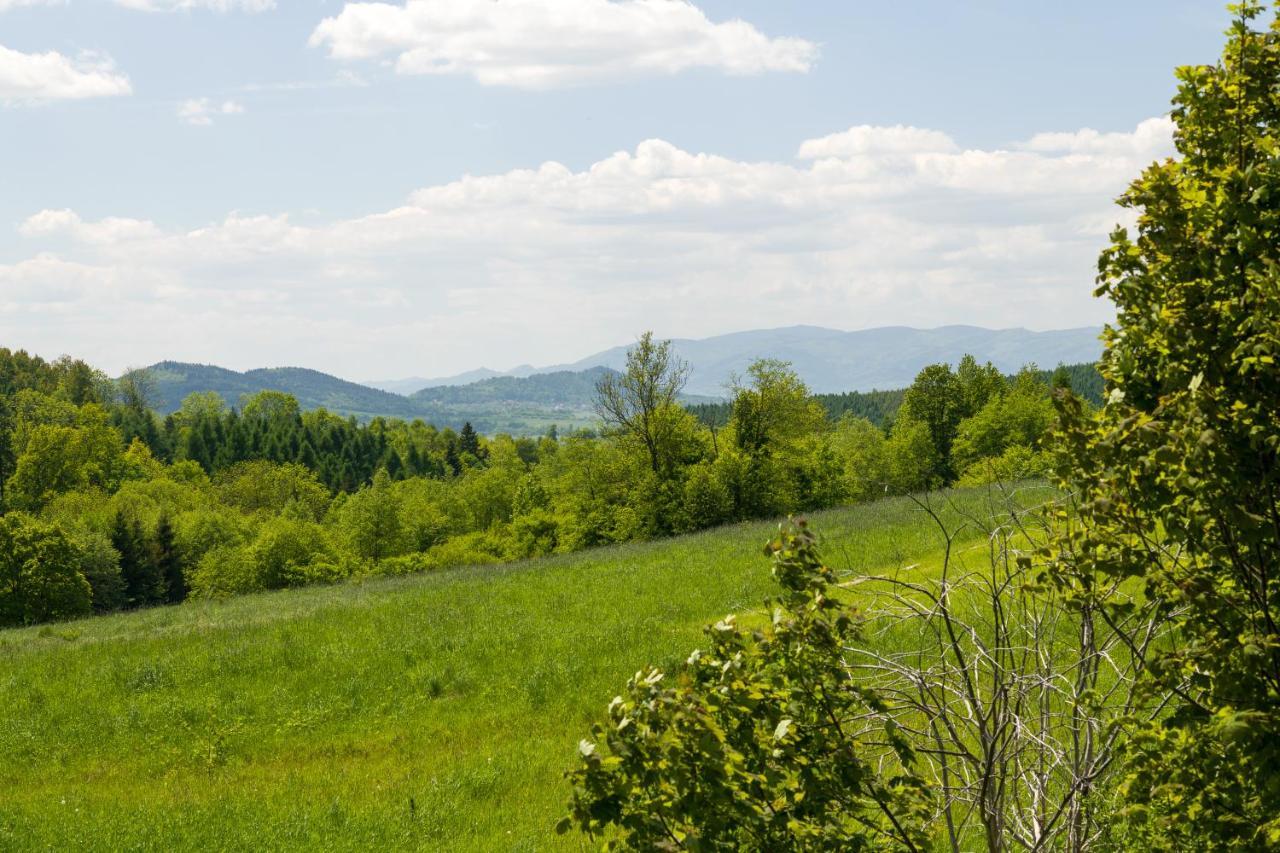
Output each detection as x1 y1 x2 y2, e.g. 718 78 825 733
337 469 404 565
0 513 92 626
5 403 124 510
1048 4 1280 846
458 422 486 464
594 332 692 475
112 511 164 608
154 515 186 604
729 359 825 457
899 363 964 483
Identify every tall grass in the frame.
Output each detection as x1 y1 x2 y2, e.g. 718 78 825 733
0 483 1053 851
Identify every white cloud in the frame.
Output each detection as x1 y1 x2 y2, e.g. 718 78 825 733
113 0 274 11
177 97 245 125
1021 116 1176 157
20 209 161 243
309 0 818 89
0 45 131 102
798 125 958 159
7 118 1173 377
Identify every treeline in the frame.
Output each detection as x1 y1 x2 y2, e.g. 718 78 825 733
0 338 1087 627
687 361 1100 430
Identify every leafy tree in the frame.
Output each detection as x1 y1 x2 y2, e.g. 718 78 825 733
729 359 826 457
898 364 964 483
0 513 92 626
594 332 692 476
1048 4 1280 846
830 415 890 502
5 403 124 510
69 526 126 613
884 415 939 494
336 469 404 565
677 461 733 532
214 460 330 521
955 354 1005 417
950 370 1054 473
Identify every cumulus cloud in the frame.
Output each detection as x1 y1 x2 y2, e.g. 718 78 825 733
6 117 1174 377
309 0 818 89
113 0 274 11
0 45 131 102
798 125 959 159
177 97 245 125
20 209 161 243
1021 116 1176 157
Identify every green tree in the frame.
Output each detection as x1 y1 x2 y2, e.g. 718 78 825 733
337 469 404 565
1048 4 1280 846
0 514 92 626
458 422 487 464
112 510 164 608
594 332 692 476
729 359 826 457
898 363 964 483
154 515 186 603
5 403 124 510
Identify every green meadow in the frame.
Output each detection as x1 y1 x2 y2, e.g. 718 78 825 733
0 483 1052 851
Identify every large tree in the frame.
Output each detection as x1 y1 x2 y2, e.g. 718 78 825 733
1049 3 1280 846
594 332 692 476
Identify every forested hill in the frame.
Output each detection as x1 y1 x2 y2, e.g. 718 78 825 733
139 362 422 419
135 361 615 433
410 367 614 406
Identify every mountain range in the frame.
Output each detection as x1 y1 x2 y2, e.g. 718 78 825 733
136 325 1104 432
372 324 1105 397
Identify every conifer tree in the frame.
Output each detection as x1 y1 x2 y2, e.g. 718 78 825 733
153 515 185 604
111 512 163 608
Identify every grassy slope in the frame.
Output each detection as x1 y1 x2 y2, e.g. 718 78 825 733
0 484 1053 851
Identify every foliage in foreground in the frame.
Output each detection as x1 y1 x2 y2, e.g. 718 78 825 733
562 520 931 851
1047 2 1280 847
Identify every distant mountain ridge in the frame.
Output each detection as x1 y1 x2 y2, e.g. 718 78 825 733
380 324 1105 397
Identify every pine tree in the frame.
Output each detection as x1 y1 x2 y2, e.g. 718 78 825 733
384 448 404 480
459 421 485 462
153 515 185 604
111 512 163 608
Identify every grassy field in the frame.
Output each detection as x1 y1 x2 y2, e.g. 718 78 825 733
0 483 1053 851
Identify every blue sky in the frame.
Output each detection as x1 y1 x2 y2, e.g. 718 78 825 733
0 0 1231 379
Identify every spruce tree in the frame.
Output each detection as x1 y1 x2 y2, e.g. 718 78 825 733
111 512 162 608
459 422 486 462
153 515 185 604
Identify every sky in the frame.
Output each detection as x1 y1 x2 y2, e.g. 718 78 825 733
0 0 1231 380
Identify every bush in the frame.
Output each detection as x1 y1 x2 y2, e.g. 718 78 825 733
955 445 1051 487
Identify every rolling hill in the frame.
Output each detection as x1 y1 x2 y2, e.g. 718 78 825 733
138 362 422 419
